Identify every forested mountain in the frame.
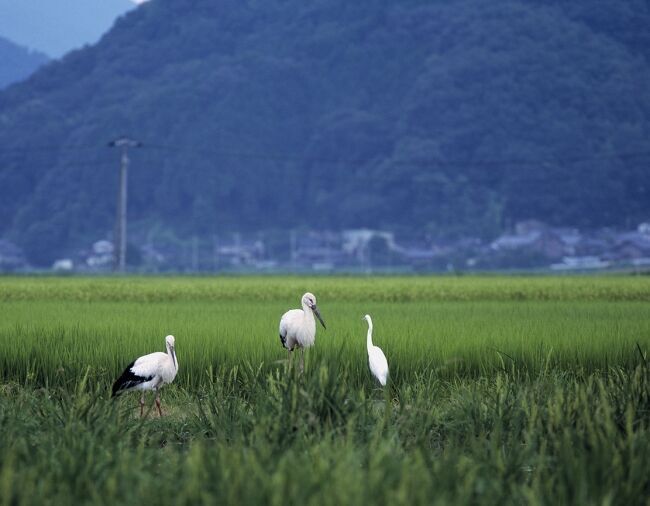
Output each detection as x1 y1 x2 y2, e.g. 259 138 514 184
0 0 135 57
0 37 49 89
1 0 649 265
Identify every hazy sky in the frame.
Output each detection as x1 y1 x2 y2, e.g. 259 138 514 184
0 0 146 57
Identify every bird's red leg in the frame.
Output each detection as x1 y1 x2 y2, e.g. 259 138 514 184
155 393 163 417
139 394 145 418
300 348 305 374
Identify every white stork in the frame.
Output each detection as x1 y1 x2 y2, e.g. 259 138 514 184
112 334 178 417
279 292 326 372
363 315 389 386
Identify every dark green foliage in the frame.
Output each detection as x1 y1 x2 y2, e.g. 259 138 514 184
1 0 650 264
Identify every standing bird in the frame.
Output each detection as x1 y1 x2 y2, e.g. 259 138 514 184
363 315 389 386
279 292 326 372
112 334 178 417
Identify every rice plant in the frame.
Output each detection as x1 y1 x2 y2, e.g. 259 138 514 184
0 276 649 504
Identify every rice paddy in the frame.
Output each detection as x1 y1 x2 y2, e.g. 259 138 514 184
1 276 649 505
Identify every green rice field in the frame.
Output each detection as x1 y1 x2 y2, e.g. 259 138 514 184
1 276 649 505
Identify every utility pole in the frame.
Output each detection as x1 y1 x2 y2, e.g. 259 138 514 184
109 137 141 272
213 234 219 271
191 236 199 272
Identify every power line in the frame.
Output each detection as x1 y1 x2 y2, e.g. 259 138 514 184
0 156 646 180
0 144 105 153
0 142 647 197
141 143 650 168
1 143 649 169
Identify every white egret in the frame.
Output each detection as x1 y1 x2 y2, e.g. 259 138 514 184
279 292 326 372
112 334 178 417
363 314 389 386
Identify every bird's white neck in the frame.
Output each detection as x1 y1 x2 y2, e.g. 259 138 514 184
167 344 178 371
366 320 374 352
302 301 315 323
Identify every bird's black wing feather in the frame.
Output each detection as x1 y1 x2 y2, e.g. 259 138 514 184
111 360 154 397
279 330 295 351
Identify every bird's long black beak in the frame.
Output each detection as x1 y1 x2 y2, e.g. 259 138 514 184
311 304 326 329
